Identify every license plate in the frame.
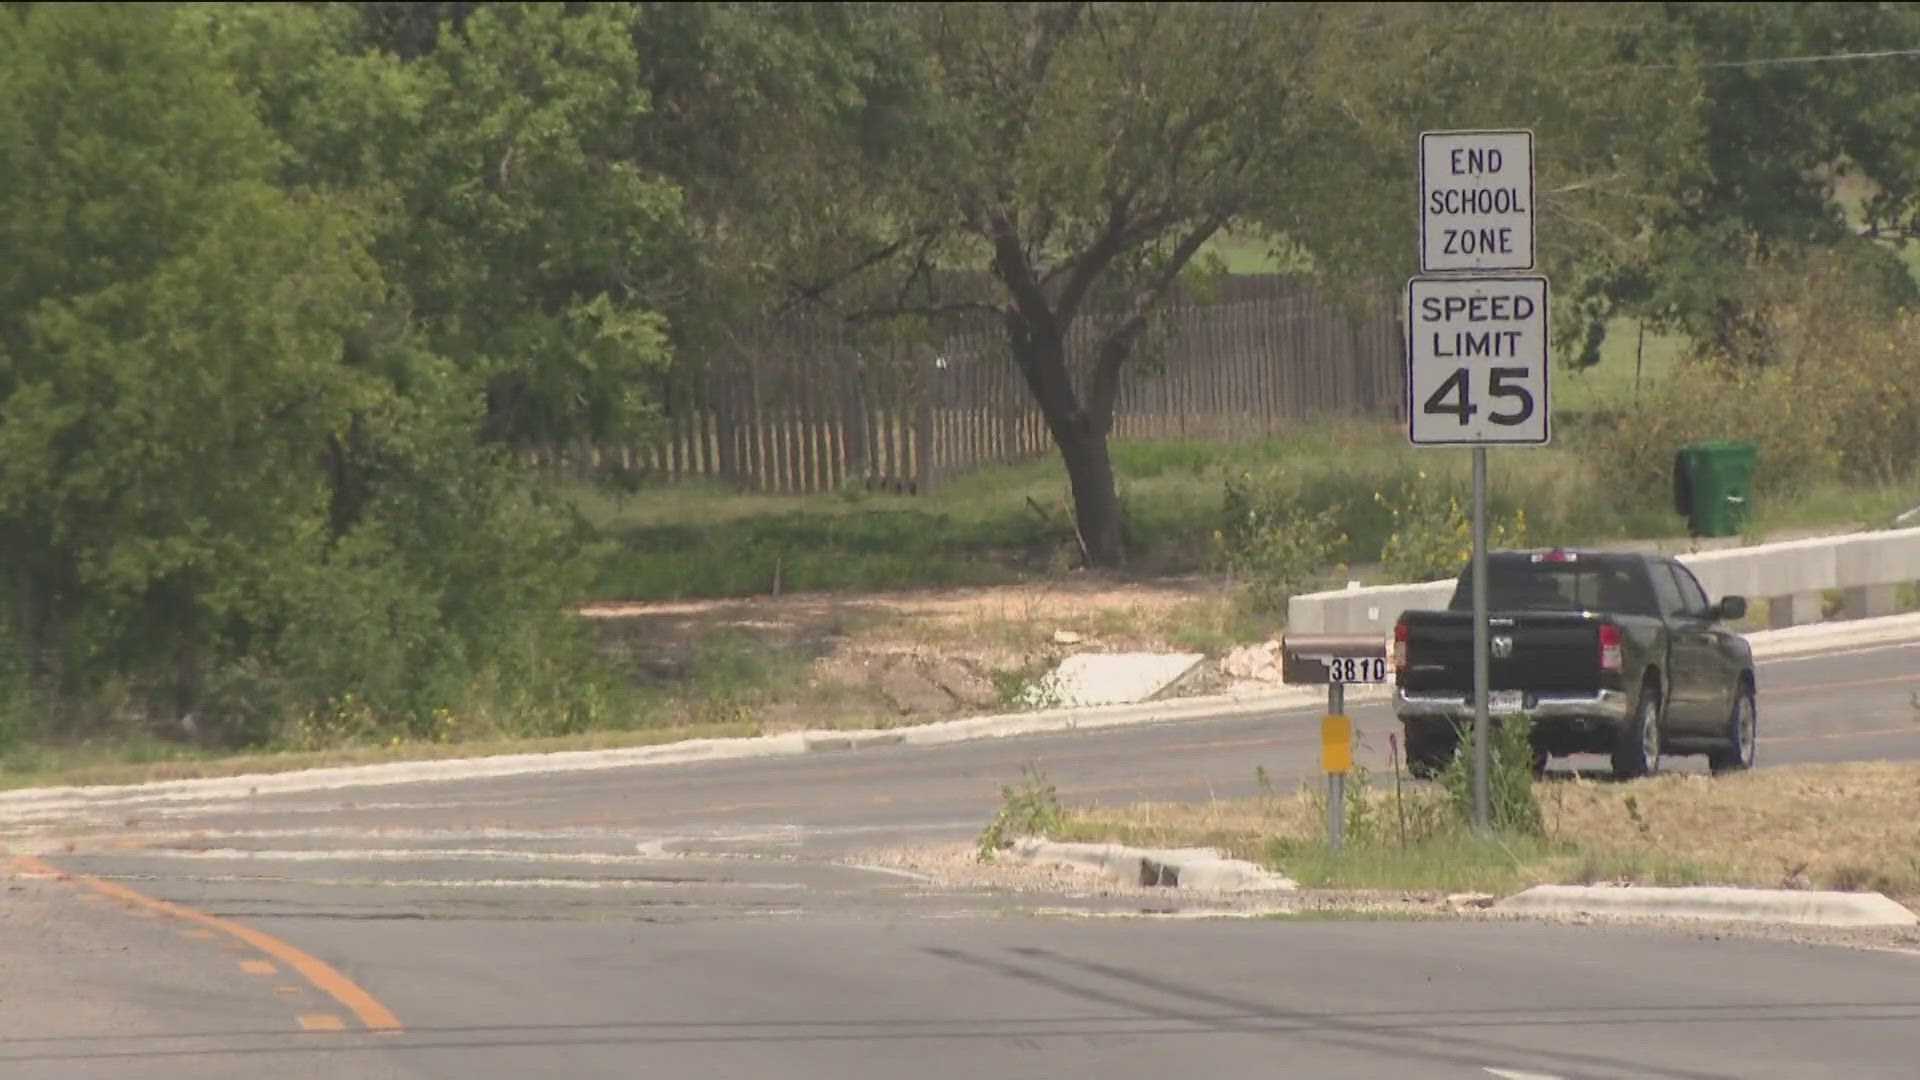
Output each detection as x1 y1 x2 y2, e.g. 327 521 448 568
1489 690 1525 713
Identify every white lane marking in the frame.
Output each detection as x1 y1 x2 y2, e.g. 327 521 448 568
99 873 808 891
104 848 681 865
841 863 936 883
1024 907 1295 920
59 827 649 842
1484 1069 1567 1080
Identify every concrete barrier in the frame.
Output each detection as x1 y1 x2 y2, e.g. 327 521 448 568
1287 527 1920 635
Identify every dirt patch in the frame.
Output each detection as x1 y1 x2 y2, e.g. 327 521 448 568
581 576 1272 726
580 576 1218 643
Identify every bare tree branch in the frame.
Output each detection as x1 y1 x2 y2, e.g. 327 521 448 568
844 301 1002 326
774 224 949 316
1051 198 1132 327
1087 213 1229 429
984 210 1059 345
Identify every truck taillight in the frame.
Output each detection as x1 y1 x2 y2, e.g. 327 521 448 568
1599 623 1623 672
1392 620 1408 674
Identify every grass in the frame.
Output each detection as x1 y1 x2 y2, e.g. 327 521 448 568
0 622 906 790
1553 318 1687 415
573 293 1915 605
578 423 1402 600
580 413 1905 604
1196 231 1293 275
0 722 763 792
574 297 1912 605
1046 762 1920 901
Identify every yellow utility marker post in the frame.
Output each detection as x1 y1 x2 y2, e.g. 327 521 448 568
1322 703 1352 855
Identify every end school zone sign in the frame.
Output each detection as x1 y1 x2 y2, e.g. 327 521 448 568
1405 276 1550 446
1420 129 1534 273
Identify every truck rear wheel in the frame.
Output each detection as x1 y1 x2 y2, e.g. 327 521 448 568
1611 679 1663 780
1708 683 1757 774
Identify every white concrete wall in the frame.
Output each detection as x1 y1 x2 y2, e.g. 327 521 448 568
1287 527 1920 634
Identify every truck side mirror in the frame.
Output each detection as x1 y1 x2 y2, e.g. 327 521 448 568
1714 596 1747 622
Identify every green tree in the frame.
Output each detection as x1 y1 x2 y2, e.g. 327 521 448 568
0 2 380 722
201 0 682 450
763 2 1337 566
0 2 621 747
768 2 1699 567
1573 2 1920 362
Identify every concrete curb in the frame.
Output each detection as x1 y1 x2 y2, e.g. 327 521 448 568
1003 837 1299 892
1494 884 1920 928
0 686 1385 814
892 684 1390 749
1745 611 1920 660
803 731 907 753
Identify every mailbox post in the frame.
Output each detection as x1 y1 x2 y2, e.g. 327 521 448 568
1282 635 1390 856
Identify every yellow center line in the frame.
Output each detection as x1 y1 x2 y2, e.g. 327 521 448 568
297 1014 346 1033
240 959 278 975
8 853 401 1032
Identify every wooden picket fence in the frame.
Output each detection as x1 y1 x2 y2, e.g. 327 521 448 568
532 274 1405 493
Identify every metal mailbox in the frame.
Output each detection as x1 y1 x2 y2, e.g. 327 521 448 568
1280 634 1391 685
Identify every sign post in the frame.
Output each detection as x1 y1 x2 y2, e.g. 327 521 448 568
1414 129 1546 835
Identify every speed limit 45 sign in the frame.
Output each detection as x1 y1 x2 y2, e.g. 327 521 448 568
1405 276 1550 445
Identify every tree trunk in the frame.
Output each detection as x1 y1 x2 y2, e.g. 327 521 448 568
1055 418 1124 568
16 560 37 695
1007 321 1126 568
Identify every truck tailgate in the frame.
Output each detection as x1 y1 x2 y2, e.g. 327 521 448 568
1402 613 1601 694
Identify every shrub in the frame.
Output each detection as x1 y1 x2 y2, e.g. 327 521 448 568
1436 712 1543 836
1217 469 1347 617
1376 473 1528 582
978 763 1065 858
1584 249 1920 507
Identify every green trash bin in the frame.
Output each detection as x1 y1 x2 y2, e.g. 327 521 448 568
1674 440 1757 537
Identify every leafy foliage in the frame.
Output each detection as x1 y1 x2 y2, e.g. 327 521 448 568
1217 470 1346 618
0 2 630 749
1437 713 1545 837
978 763 1066 860
1586 248 1920 508
1376 477 1529 583
3 1 1918 761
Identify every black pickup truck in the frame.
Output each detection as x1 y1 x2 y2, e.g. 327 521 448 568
1392 549 1757 780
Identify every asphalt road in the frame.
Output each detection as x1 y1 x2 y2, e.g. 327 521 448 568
3 638 1917 1078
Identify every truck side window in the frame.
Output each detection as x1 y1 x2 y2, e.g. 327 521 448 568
1671 563 1712 616
1649 560 1687 618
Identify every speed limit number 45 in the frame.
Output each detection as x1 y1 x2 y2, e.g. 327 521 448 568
1406 276 1550 445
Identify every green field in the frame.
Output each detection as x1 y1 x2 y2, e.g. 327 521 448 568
579 338 1914 603
1553 319 1687 415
